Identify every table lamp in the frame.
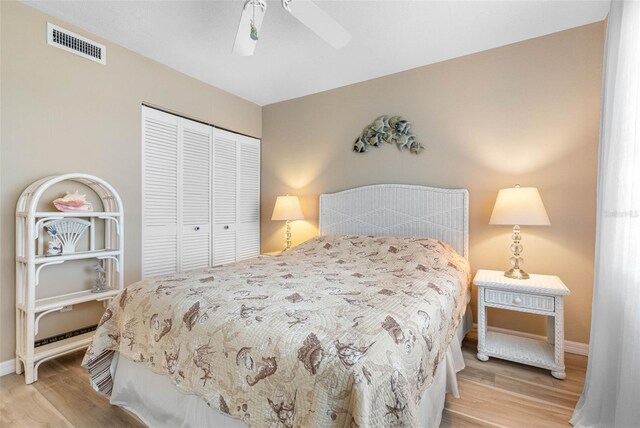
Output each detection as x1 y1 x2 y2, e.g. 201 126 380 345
271 195 304 251
489 185 550 279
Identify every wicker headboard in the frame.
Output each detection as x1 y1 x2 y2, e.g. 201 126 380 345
319 184 469 258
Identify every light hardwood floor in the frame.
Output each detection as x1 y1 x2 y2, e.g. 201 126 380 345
0 336 586 427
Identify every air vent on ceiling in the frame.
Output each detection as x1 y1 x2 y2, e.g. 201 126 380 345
47 23 106 65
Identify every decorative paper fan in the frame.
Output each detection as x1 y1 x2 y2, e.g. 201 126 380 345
45 219 91 254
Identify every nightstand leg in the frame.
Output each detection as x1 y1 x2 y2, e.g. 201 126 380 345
477 287 489 362
551 296 566 379
547 315 555 345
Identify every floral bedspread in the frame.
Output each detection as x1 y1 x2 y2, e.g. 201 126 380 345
83 234 470 427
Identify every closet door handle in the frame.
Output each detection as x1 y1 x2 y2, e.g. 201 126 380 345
194 226 200 231
224 225 229 230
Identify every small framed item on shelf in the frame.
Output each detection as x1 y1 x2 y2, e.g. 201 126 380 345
45 225 62 256
15 173 124 384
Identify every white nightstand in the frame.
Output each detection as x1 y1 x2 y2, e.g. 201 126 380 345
474 269 570 379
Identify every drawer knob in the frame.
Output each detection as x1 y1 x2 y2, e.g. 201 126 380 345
224 225 229 230
194 226 200 231
513 297 523 305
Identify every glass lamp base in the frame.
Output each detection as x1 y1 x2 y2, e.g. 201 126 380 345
505 225 529 280
504 267 530 280
283 220 292 251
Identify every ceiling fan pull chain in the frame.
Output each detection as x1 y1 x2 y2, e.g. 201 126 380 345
250 21 258 41
250 0 258 41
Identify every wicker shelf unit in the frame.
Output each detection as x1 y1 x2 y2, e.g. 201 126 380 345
15 173 124 384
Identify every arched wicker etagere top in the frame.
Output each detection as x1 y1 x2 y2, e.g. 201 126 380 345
16 173 124 216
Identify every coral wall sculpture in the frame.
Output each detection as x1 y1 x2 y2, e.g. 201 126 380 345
353 115 424 154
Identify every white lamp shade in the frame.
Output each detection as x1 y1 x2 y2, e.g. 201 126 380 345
489 186 551 226
271 195 304 221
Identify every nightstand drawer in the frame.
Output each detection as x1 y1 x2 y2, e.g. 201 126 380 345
484 289 555 312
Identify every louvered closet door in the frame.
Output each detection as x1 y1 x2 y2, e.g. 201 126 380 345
237 136 261 260
213 129 238 265
142 107 179 277
180 119 212 271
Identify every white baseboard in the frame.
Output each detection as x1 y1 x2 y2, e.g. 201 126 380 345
472 323 589 356
0 359 16 377
564 340 590 356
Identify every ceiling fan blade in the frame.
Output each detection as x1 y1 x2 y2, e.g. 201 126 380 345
232 0 267 56
282 0 351 49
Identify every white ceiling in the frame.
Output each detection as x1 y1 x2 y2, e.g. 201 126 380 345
24 0 609 106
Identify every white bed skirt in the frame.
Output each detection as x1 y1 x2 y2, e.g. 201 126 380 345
107 304 471 428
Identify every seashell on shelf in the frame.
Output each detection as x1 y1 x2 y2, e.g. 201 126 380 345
44 218 91 254
53 190 93 212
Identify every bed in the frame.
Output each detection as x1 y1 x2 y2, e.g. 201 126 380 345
83 184 472 427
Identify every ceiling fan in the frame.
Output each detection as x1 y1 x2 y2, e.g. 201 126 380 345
232 0 351 56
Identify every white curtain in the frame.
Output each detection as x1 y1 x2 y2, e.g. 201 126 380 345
571 1 640 426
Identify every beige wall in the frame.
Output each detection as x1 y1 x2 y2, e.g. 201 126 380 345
0 1 603 364
0 2 261 362
261 22 604 345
